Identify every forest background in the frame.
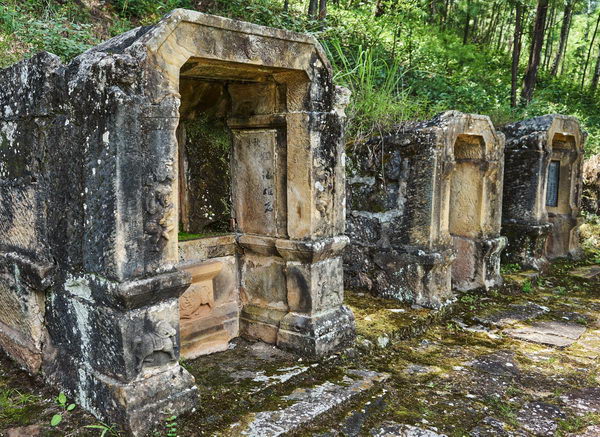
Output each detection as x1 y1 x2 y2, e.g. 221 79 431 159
1 0 600 152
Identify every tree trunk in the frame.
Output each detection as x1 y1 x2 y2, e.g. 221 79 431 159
463 0 471 44
483 2 499 44
429 0 437 23
511 1 524 107
442 0 450 27
319 0 327 19
591 45 600 92
543 2 556 70
521 0 549 104
496 10 508 51
582 13 600 88
308 0 318 18
284 0 289 11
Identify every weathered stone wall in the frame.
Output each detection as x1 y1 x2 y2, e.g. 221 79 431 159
345 111 505 308
0 53 61 372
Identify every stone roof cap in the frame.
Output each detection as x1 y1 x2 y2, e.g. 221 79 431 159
75 9 330 70
500 114 586 152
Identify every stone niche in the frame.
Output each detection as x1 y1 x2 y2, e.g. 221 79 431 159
500 115 585 269
345 111 506 308
0 10 354 436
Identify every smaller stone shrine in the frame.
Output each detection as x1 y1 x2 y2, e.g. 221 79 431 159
345 111 506 308
500 115 585 270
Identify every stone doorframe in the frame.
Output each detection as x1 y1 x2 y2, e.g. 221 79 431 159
139 10 355 358
435 113 507 291
0 10 353 437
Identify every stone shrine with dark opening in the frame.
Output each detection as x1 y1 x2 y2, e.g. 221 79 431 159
501 114 585 270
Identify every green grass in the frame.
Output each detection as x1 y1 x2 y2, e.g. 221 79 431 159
0 388 42 427
178 231 230 241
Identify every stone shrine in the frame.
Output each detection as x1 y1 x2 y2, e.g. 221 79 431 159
345 111 506 307
0 10 354 435
501 115 585 270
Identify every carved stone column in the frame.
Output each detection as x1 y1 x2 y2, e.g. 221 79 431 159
275 237 354 357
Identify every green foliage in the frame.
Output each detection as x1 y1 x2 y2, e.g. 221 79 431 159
0 1 97 65
501 263 521 274
0 0 599 157
85 421 119 436
178 231 229 241
50 392 76 427
165 415 178 437
0 388 40 425
110 0 192 20
521 280 534 294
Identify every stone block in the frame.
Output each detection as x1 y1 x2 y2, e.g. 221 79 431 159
0 9 353 434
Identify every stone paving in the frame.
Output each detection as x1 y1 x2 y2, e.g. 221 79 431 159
0 257 598 436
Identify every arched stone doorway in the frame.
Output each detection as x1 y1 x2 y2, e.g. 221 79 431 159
344 111 506 307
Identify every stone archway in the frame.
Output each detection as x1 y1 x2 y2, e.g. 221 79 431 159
0 10 354 436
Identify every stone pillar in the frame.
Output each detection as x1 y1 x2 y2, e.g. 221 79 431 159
276 237 355 356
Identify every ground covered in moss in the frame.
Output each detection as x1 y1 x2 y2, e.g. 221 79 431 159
0 255 598 436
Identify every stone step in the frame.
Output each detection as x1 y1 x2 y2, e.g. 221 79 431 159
225 369 389 437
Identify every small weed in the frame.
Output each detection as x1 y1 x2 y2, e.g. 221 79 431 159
557 413 600 434
501 263 521 274
165 415 178 437
50 392 76 427
521 280 533 294
85 421 120 436
506 386 524 397
0 388 40 425
459 293 479 310
553 286 568 296
486 396 519 426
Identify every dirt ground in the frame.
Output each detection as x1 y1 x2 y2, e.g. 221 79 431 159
1 255 598 437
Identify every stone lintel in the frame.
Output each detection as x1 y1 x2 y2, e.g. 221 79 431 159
502 221 553 232
178 234 238 263
228 114 287 129
275 236 349 263
116 269 191 310
0 251 54 291
238 234 279 257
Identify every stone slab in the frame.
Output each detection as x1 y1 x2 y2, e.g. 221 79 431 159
475 302 549 327
227 369 388 436
560 387 600 414
506 321 586 348
516 401 566 437
569 265 600 280
369 422 447 437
